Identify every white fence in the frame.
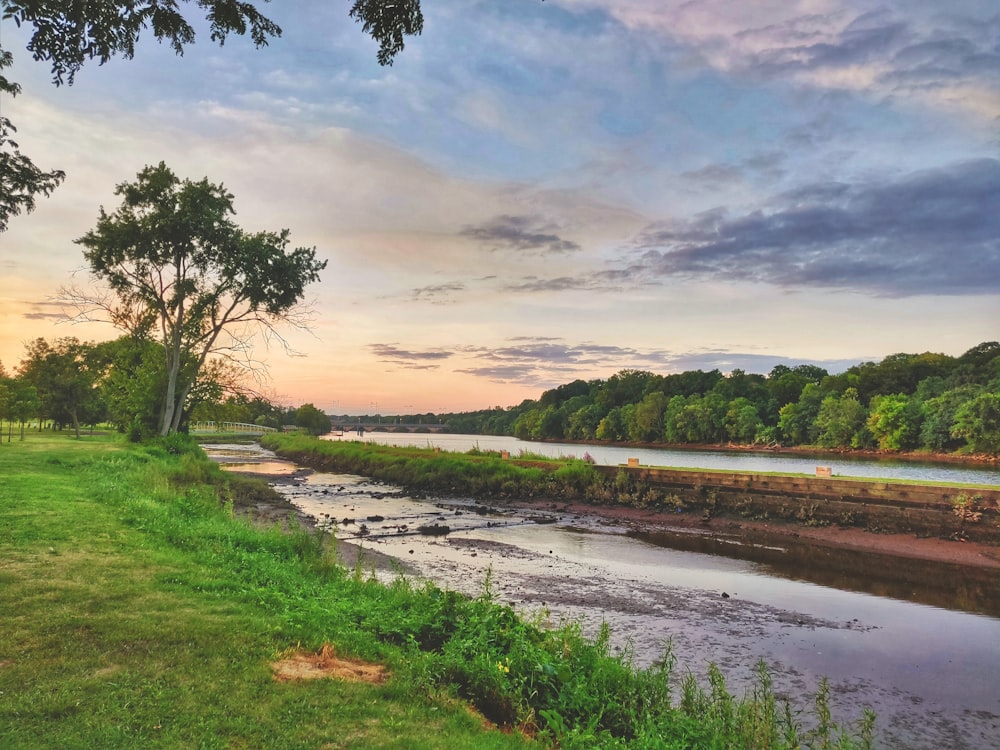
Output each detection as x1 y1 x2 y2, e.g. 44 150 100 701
189 421 278 435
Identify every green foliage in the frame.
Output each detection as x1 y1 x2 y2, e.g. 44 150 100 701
631 392 668 442
17 337 106 435
296 402 332 436
815 389 869 448
952 392 1000 454
725 397 764 444
920 385 981 451
866 394 921 451
438 343 1000 456
778 383 824 446
596 407 627 441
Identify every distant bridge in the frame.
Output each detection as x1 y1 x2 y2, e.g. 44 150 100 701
330 421 450 434
190 421 278 436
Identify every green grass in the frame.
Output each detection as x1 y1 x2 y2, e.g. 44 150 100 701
0 433 530 749
1 432 876 749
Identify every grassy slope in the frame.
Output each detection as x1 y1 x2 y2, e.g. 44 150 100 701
0 434 531 750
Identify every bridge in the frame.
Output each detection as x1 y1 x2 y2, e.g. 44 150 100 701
189 421 278 436
329 420 450 434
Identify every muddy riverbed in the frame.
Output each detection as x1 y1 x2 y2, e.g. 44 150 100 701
208 444 1000 749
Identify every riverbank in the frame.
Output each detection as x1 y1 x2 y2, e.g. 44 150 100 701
557 437 1000 467
231 460 1000 573
498 497 1000 571
260 432 1000 567
227 440 1000 749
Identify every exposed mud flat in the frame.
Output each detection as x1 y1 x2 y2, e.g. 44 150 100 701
207 444 1000 750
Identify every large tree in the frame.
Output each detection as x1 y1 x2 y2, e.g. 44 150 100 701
68 162 326 436
0 0 424 231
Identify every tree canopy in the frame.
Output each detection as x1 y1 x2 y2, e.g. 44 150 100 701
434 343 1000 456
68 161 326 436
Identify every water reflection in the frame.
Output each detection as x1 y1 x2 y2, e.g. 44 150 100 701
631 527 1000 618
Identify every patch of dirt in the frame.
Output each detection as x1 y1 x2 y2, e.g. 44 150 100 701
271 643 388 684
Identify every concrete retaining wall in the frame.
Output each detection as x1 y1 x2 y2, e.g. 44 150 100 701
595 465 1000 543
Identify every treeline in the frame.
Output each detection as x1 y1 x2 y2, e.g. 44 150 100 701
0 335 326 440
439 342 1000 455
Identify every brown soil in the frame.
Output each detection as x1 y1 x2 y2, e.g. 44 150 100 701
271 643 387 683
508 498 1000 570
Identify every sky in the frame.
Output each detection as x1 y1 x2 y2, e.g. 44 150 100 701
1 0 998 415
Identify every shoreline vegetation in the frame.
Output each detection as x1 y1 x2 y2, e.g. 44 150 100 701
2 432 879 749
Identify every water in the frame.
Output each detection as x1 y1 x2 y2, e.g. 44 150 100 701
324 431 1000 487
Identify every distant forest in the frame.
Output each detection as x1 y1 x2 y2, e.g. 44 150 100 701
6 338 999 456
435 342 1000 456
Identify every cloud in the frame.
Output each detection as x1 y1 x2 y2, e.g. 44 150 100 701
566 2 999 121
21 301 71 321
500 275 609 294
459 214 582 254
679 163 745 189
369 343 452 369
628 158 1000 296
447 337 861 389
409 282 466 303
451 338 675 386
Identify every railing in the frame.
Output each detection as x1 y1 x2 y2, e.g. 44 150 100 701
189 421 278 435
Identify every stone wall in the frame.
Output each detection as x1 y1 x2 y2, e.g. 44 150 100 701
595 465 1000 543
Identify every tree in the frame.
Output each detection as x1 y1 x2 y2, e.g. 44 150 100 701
920 386 981 452
672 393 726 444
724 397 763 444
630 391 667 442
565 403 604 441
814 388 868 448
595 407 626 441
867 394 922 451
0 374 9 440
1 1 424 231
952 392 1000 455
5 380 38 441
296 403 331 436
68 162 326 436
777 383 824 445
17 337 105 437
95 336 168 439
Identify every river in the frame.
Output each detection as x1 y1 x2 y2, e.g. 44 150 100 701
324 431 1000 486
208 439 1000 749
